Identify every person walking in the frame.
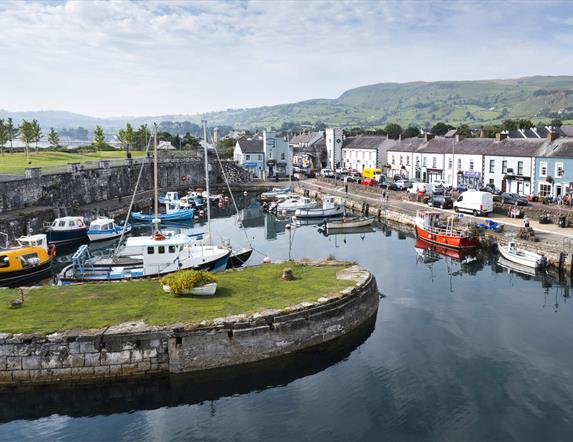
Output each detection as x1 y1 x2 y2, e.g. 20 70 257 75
524 215 530 229
344 175 349 194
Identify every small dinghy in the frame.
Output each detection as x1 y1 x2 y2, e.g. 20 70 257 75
326 216 375 230
294 195 345 219
498 241 548 269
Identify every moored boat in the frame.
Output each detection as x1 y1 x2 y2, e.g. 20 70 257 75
0 234 54 287
132 200 194 222
87 218 132 242
294 195 345 219
326 216 374 230
498 241 548 269
415 210 478 249
271 196 316 213
45 216 88 245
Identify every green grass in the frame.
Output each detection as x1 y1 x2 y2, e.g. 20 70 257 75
0 151 145 175
0 263 354 334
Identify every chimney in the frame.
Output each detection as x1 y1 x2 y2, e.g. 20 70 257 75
398 134 403 141
424 133 434 142
548 131 559 142
495 133 507 142
455 134 465 143
479 129 486 138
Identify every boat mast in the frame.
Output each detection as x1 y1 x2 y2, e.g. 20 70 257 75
202 119 212 244
153 124 160 234
287 131 291 189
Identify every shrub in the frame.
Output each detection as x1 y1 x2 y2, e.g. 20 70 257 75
160 270 217 295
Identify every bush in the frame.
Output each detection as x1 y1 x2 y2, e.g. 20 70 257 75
160 270 217 295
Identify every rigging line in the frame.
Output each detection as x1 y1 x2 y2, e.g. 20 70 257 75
211 138 269 257
113 135 153 257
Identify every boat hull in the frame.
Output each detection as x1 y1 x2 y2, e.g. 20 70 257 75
295 206 345 219
88 225 132 242
226 248 253 269
47 228 88 245
498 245 547 268
327 217 374 229
415 225 478 249
131 210 194 222
0 259 53 287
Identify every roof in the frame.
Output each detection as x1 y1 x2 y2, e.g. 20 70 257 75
482 138 545 157
559 125 573 137
444 129 458 138
342 135 386 150
536 138 573 158
236 138 263 153
289 131 324 146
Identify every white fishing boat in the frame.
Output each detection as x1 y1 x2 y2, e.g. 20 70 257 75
87 218 132 242
326 216 375 230
294 195 345 219
498 241 548 269
272 196 316 213
45 216 88 245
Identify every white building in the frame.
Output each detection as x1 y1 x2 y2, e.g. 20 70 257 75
325 128 344 170
233 136 264 178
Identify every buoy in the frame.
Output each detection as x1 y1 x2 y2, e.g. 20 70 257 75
194 215 199 220
218 203 223 208
199 210 205 216
243 191 248 196
224 196 229 201
263 257 272 264
285 224 291 230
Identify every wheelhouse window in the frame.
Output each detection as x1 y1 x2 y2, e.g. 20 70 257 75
69 220 75 227
540 161 547 177
158 246 165 254
0 255 9 268
147 247 154 254
58 221 66 227
20 253 39 268
168 245 176 253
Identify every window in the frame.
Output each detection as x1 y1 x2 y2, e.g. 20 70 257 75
69 220 75 227
423 157 427 167
540 161 547 176
58 221 66 227
489 159 495 173
457 159 461 170
147 247 154 254
400 155 403 165
168 245 176 253
539 183 551 197
469 160 474 171
0 255 9 268
518 161 524 176
489 179 494 185
416 158 420 167
448 158 453 170
281 152 285 160
432 157 437 168
502 160 507 174
158 246 165 254
406 156 410 166
391 155 395 165
258 155 262 161
556 162 564 177
20 253 39 268
246 154 250 160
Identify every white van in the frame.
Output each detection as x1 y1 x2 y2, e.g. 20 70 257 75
408 182 432 195
453 191 493 216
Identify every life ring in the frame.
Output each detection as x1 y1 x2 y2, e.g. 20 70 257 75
77 219 84 227
50 244 57 257
181 176 187 182
153 232 166 241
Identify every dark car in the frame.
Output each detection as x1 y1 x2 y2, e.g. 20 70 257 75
428 195 454 209
380 181 398 190
500 192 528 206
481 184 502 195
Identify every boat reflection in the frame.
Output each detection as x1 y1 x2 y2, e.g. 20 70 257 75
0 315 376 423
415 238 477 264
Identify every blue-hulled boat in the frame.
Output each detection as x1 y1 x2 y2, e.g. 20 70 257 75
87 218 132 242
131 201 194 222
45 216 88 245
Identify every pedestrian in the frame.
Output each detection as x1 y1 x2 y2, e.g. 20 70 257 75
382 190 386 200
524 215 530 229
344 175 348 194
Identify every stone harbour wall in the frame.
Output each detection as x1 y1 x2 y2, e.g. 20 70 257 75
0 264 378 386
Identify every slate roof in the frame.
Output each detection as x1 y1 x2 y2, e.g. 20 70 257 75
481 139 545 157
559 125 573 137
289 131 324 146
444 129 458 138
342 135 387 150
236 138 263 153
536 138 573 158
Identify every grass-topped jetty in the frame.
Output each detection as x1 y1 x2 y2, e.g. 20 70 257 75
0 261 379 386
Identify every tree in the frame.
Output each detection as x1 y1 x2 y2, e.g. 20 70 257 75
135 125 150 150
0 119 9 156
124 123 134 156
216 138 235 158
384 123 402 140
93 125 106 150
6 117 17 153
550 119 563 128
31 119 42 152
431 122 454 136
48 128 60 148
457 124 472 137
19 120 35 163
480 125 501 138
403 127 420 138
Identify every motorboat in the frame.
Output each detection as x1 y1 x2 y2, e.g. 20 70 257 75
325 216 375 230
415 210 478 249
294 195 345 219
498 241 548 269
132 200 194 222
260 187 291 202
45 216 88 245
0 233 54 287
58 234 231 284
227 247 253 269
87 218 132 242
271 196 316 213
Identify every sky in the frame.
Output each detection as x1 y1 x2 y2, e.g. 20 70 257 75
1 0 573 117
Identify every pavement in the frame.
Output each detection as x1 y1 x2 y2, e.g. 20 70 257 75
296 179 573 248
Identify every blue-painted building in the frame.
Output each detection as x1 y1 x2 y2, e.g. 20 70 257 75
535 138 573 197
233 131 291 178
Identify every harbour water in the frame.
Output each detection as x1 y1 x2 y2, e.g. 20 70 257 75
2 196 573 441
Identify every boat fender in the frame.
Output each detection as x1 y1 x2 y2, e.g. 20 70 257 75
51 244 57 257
181 175 187 181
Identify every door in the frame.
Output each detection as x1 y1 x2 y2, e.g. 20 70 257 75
501 179 507 192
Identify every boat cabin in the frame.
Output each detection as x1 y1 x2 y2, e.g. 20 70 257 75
322 195 337 209
164 192 179 202
16 234 49 251
89 218 116 231
48 216 86 231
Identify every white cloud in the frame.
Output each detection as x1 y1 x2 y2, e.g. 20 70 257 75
0 0 572 117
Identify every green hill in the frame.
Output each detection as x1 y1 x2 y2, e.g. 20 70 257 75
199 75 573 129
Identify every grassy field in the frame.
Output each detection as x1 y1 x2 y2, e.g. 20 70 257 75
0 263 354 334
0 150 145 175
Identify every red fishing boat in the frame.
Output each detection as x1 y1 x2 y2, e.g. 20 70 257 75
415 211 478 249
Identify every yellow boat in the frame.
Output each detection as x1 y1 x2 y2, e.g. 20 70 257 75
0 234 54 287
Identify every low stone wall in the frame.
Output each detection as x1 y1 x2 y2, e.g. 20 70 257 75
0 264 378 386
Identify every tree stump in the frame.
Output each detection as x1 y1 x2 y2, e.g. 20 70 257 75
281 268 295 281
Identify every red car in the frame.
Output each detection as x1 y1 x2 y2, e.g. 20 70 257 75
361 178 378 186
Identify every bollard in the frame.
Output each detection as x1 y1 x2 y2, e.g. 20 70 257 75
559 252 566 273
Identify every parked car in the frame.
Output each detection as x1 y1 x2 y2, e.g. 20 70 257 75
361 178 378 186
320 168 335 178
480 184 502 195
431 180 450 191
393 174 408 182
431 184 446 195
500 192 528 206
408 182 432 195
346 172 362 183
428 195 454 209
453 191 494 216
395 179 412 190
379 181 398 190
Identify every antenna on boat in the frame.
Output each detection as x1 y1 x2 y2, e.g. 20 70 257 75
152 123 161 234
202 119 212 244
